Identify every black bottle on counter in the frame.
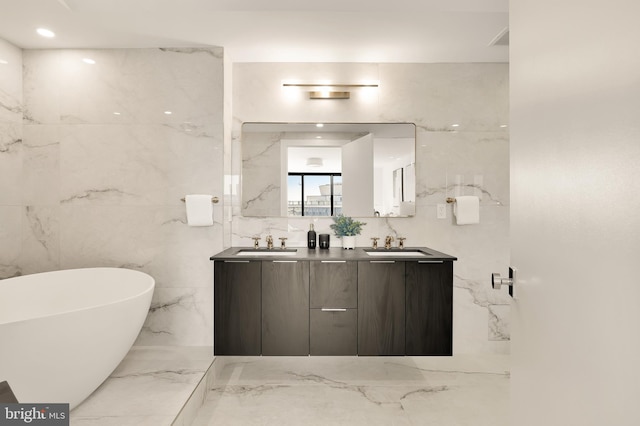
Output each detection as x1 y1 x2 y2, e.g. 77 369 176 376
307 224 316 249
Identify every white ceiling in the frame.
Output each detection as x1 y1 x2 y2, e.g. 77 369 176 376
0 0 508 63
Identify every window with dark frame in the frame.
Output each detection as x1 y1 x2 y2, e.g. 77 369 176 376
287 173 342 217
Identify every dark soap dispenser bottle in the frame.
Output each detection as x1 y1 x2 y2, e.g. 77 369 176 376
307 223 317 249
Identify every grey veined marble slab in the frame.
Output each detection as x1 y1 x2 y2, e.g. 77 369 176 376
192 355 509 426
70 346 213 426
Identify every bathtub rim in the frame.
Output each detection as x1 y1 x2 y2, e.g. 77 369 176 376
0 267 155 326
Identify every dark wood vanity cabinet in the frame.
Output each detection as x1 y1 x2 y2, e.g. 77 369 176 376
405 261 454 355
309 260 358 355
212 249 455 357
357 261 406 356
213 260 261 355
261 260 310 355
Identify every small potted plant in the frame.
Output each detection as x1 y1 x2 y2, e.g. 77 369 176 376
330 215 366 249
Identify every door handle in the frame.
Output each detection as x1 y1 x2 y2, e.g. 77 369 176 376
491 267 516 298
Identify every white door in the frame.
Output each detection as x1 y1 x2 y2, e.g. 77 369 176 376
510 1 640 425
342 134 373 216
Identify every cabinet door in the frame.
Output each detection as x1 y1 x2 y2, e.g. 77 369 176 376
357 261 405 355
214 260 261 355
262 260 310 355
405 261 453 355
310 260 357 308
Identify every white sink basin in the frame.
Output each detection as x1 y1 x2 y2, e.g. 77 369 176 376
365 251 429 257
236 250 297 256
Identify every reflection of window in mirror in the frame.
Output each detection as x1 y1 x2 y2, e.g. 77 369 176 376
287 146 342 217
287 173 342 216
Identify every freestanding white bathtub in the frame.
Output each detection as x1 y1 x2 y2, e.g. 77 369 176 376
0 267 154 409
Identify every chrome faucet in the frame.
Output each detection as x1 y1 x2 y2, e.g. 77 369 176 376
266 235 274 249
384 236 394 249
397 237 406 249
371 237 379 249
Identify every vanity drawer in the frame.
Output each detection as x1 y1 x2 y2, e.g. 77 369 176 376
310 308 357 355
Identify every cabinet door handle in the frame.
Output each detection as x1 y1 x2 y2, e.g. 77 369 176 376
321 260 346 263
321 308 347 312
272 260 298 263
369 260 395 264
418 260 444 264
224 260 250 263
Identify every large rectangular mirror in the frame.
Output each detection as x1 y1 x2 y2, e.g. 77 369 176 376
241 122 416 217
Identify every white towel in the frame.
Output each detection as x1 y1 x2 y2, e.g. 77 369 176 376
185 194 213 226
453 196 480 225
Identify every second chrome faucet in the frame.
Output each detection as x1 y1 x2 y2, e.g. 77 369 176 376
370 236 406 249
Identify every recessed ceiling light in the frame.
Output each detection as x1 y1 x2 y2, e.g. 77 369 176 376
316 123 324 128
451 124 460 128
82 58 96 65
306 157 323 167
164 111 172 115
316 136 322 139
500 124 508 128
36 28 55 38
113 112 121 115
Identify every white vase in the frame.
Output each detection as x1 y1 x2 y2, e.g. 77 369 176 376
342 235 356 249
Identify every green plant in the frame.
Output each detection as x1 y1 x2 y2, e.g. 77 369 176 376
330 215 366 237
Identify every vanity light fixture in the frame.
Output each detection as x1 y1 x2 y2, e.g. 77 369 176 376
36 28 55 38
309 91 350 100
306 157 324 167
283 83 379 88
283 82 379 100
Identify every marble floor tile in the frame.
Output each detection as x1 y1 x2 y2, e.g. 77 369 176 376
192 355 509 426
69 415 176 426
70 346 213 425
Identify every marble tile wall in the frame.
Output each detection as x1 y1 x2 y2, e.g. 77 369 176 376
0 40 24 279
0 44 224 346
240 131 283 217
231 62 511 354
2 46 509 353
